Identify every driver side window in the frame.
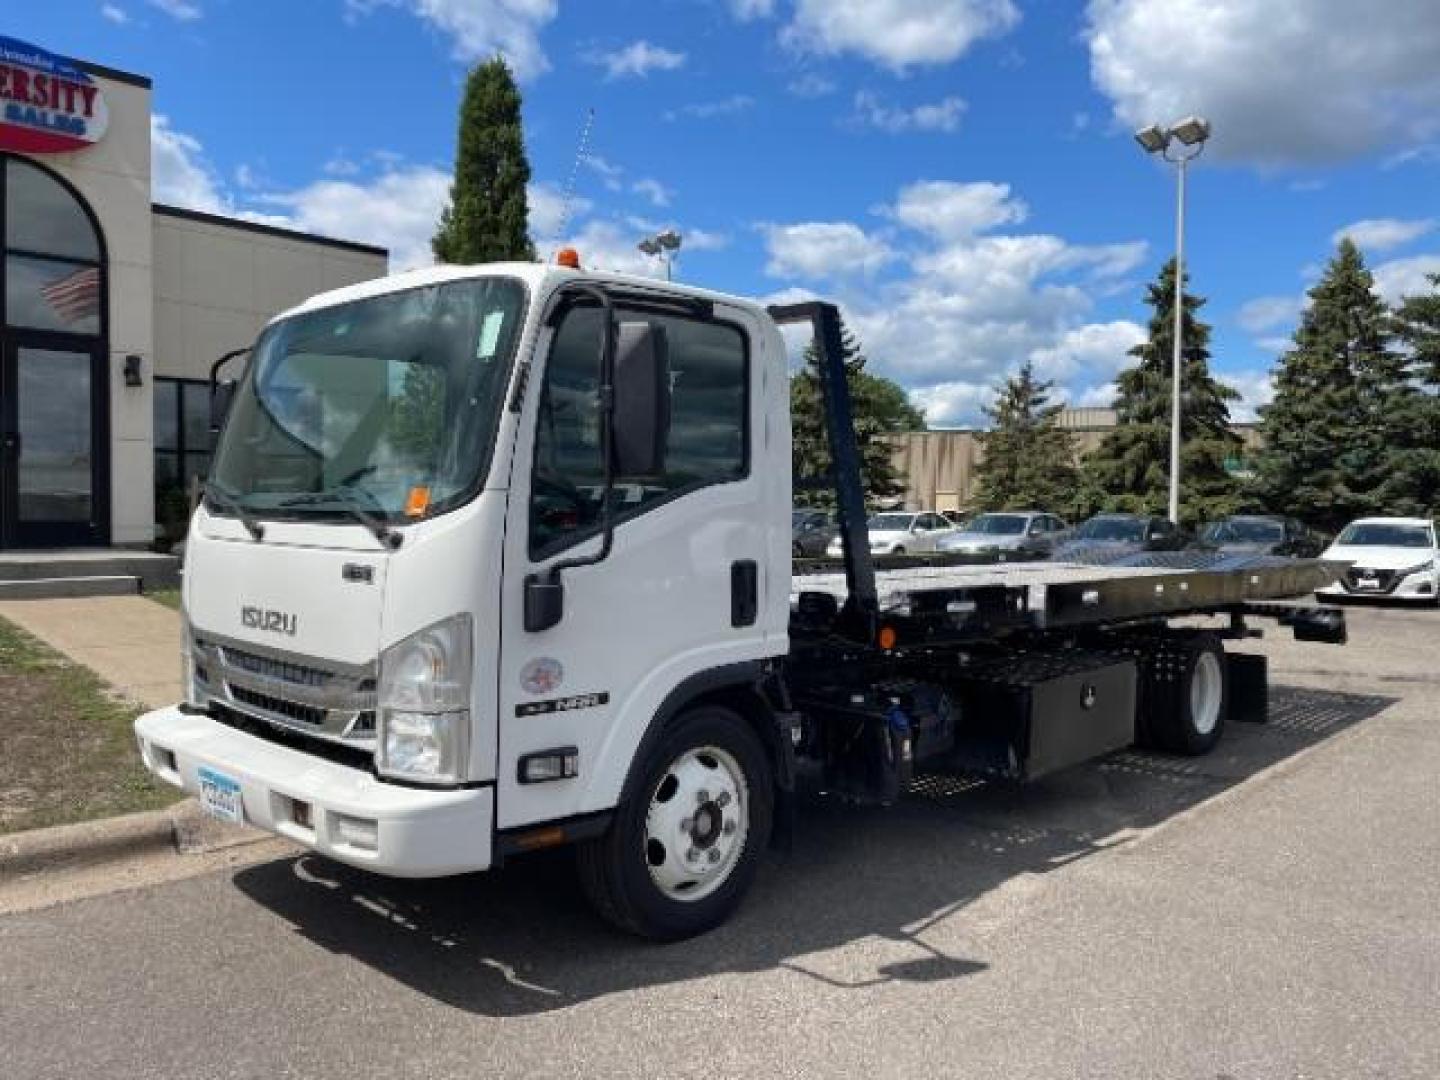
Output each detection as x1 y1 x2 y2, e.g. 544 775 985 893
529 303 748 558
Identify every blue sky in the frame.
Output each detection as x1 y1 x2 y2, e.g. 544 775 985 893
13 0 1440 425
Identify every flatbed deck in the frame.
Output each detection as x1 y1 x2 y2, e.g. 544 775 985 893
792 554 1344 631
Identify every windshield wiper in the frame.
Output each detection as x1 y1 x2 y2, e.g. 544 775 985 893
279 486 403 550
204 481 265 542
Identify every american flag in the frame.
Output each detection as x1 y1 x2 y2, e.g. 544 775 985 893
39 265 101 325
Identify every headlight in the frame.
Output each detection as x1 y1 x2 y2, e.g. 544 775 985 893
1399 559 1437 578
376 614 472 785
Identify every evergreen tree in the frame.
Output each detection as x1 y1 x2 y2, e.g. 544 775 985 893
791 321 924 508
973 361 1079 513
432 57 536 265
1255 240 1406 531
1081 258 1241 525
1382 272 1440 516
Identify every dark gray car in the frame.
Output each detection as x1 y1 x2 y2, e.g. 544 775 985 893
1051 513 1186 563
1195 515 1324 558
792 508 838 557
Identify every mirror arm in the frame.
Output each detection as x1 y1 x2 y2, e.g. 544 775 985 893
525 284 616 632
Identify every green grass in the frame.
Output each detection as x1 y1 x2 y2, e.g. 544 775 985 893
146 587 183 612
0 617 181 835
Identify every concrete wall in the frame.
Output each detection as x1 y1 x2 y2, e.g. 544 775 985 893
151 209 386 383
36 71 155 546
884 418 1262 512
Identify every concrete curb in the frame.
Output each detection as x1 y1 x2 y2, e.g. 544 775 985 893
0 798 269 877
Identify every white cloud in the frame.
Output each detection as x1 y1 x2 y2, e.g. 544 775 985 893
591 40 687 80
782 0 1020 72
764 222 894 279
664 95 755 121
583 154 625 191
101 4 130 24
632 178 674 207
258 167 451 271
1225 369 1275 422
1236 294 1304 334
887 181 1027 241
1372 254 1440 305
150 115 229 213
908 382 996 427
730 0 775 19
760 178 1152 426
527 182 593 242
685 228 730 252
346 0 560 81
1085 0 1440 165
1028 320 1145 383
787 73 836 98
1332 217 1435 253
148 0 200 19
851 92 966 134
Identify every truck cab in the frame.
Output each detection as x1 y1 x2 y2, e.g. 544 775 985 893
137 262 793 924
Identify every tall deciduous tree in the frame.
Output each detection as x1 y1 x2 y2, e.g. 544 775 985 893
791 320 924 508
1255 240 1406 530
973 361 1078 513
432 57 536 265
1381 271 1440 516
1081 259 1241 525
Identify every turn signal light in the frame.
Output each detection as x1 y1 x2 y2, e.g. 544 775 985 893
877 625 898 650
518 747 580 784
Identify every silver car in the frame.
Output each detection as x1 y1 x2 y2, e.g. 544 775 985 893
936 511 1069 560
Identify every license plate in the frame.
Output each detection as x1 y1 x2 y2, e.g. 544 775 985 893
1355 578 1381 590
197 766 244 825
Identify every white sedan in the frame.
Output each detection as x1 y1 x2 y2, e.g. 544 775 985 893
826 511 955 557
1316 517 1439 603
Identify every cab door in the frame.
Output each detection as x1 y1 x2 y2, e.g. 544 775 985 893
494 296 783 829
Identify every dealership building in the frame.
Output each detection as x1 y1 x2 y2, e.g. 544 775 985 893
0 34 387 551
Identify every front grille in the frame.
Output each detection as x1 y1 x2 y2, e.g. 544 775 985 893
1344 567 1398 593
220 646 332 689
211 703 373 771
229 685 326 727
192 630 378 748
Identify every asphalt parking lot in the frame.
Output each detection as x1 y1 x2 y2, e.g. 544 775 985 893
2 603 1438 1080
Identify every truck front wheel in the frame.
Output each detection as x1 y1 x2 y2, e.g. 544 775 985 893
577 705 773 940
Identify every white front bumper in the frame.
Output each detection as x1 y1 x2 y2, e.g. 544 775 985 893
135 707 493 877
1317 569 1439 602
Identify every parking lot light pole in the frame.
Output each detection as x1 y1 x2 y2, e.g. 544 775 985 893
1135 116 1211 525
637 229 682 280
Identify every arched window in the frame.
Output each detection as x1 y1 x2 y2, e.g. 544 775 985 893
3 156 104 336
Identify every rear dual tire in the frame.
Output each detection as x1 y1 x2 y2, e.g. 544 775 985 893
1145 632 1228 756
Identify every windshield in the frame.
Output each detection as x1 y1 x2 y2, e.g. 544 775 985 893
1076 516 1145 542
1336 523 1432 548
868 513 914 531
967 513 1027 536
209 277 526 521
1202 518 1283 544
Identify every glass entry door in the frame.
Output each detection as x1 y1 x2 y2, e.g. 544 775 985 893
1 338 107 547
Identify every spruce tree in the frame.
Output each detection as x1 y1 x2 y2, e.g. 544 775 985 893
791 320 924 508
1382 272 1440 516
432 57 536 264
1081 259 1241 525
1255 240 1404 531
973 361 1079 513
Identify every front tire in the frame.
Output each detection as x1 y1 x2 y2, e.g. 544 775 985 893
577 705 773 940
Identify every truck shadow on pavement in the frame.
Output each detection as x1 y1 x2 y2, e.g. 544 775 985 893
232 684 1393 1017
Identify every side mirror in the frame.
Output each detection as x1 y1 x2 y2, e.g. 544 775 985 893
209 378 236 435
611 321 671 479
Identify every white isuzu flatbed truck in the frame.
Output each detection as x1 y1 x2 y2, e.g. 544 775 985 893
135 260 1347 939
